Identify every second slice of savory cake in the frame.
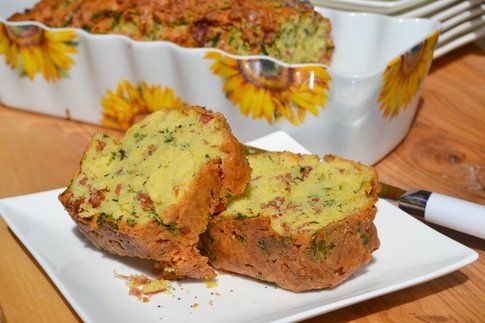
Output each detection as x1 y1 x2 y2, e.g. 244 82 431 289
202 151 380 291
59 105 251 279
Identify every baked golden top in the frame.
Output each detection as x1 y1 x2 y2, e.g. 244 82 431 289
67 106 235 231
9 0 334 64
221 151 379 235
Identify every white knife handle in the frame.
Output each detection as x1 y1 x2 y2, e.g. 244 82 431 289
424 193 485 239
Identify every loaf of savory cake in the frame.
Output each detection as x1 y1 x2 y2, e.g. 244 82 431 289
202 151 380 291
59 105 251 279
9 0 334 64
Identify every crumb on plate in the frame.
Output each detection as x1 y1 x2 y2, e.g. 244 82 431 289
114 271 170 301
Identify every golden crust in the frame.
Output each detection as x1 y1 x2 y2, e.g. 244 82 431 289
59 105 251 279
9 0 333 64
203 208 379 291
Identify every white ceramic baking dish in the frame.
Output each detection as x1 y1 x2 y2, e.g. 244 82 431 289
0 1 440 164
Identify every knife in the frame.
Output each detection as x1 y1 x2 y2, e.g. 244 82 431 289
379 183 485 239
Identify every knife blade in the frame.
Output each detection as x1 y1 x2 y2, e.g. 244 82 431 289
379 183 485 239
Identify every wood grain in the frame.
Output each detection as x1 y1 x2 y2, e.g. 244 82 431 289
0 44 484 322
0 303 5 323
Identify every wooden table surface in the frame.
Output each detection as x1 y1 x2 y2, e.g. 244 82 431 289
0 44 484 322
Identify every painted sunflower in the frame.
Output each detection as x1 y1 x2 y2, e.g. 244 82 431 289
205 52 330 125
102 80 184 129
0 22 78 81
378 31 439 118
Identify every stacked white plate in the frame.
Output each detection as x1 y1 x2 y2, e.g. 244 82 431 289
312 0 485 58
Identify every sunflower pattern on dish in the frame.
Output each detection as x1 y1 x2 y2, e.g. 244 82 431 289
102 80 184 129
378 30 439 118
0 22 78 81
205 52 330 125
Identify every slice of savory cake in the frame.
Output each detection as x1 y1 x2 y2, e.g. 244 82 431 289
59 105 251 279
202 151 379 291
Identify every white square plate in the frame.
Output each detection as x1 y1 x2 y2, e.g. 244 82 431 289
0 132 478 323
